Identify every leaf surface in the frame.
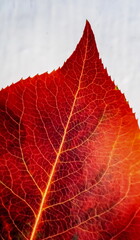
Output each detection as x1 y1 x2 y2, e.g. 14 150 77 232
0 21 140 240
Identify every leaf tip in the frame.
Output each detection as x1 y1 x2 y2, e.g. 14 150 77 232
84 19 92 32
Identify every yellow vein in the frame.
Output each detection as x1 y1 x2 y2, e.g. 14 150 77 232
30 29 89 240
19 88 42 195
0 181 36 217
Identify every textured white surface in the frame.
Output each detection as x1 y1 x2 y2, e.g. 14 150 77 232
0 0 140 125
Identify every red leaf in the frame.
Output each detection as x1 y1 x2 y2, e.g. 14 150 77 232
0 21 140 240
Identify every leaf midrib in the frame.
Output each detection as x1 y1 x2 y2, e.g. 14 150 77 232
29 29 89 240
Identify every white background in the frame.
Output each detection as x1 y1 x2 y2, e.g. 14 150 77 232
0 0 140 125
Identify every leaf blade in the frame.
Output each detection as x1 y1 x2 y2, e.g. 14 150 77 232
0 21 140 240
